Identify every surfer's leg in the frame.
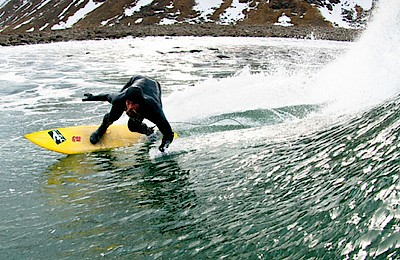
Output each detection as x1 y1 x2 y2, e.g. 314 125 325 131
90 113 112 144
90 106 124 144
128 118 154 136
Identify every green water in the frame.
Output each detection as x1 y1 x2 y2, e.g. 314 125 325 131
0 35 399 259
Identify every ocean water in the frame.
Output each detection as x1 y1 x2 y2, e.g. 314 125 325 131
0 1 399 259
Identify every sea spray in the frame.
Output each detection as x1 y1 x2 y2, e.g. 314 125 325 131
164 61 325 123
314 0 400 114
165 0 400 123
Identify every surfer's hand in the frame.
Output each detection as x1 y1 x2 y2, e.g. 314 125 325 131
82 93 95 101
159 140 170 153
144 126 155 136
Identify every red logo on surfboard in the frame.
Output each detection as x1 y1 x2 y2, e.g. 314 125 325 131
72 136 82 142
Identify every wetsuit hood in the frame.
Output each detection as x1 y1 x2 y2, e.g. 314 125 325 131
125 87 144 104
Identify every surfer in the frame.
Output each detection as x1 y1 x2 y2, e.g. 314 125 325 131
82 75 174 152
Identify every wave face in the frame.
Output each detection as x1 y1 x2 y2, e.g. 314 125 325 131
0 1 399 259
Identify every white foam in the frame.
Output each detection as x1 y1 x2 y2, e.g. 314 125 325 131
164 67 315 122
0 84 77 112
0 72 26 83
314 0 400 113
162 0 399 122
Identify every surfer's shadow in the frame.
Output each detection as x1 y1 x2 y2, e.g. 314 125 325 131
90 145 196 202
116 150 198 226
43 146 197 209
121 147 191 186
42 150 198 239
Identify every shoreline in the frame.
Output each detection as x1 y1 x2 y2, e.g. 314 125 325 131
0 24 363 46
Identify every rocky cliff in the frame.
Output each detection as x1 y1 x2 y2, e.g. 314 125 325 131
0 0 375 34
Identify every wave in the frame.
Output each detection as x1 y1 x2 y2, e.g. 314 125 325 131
172 104 322 136
165 0 400 134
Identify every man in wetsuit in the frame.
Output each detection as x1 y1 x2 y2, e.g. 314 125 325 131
82 75 174 152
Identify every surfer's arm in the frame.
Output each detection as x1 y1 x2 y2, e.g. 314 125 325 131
82 93 114 103
159 130 174 152
106 105 124 124
153 111 174 152
144 101 174 152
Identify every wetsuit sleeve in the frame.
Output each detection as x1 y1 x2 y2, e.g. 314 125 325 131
102 104 124 126
154 110 174 145
161 125 174 147
83 93 114 103
93 94 111 102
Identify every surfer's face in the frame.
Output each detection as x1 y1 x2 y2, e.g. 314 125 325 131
125 100 139 117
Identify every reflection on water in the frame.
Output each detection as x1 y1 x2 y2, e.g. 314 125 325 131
42 145 196 258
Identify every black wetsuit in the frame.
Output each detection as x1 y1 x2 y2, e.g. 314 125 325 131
84 75 174 150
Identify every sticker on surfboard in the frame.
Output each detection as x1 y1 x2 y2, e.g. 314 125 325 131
48 129 66 145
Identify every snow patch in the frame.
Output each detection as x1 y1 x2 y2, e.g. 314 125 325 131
39 23 49 31
218 0 248 24
37 0 51 10
160 18 177 25
124 0 153 17
51 0 105 30
0 0 10 8
274 13 294 27
318 0 374 28
13 17 33 29
192 0 224 22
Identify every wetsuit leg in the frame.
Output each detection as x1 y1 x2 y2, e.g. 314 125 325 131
90 106 124 144
90 113 112 144
128 117 153 136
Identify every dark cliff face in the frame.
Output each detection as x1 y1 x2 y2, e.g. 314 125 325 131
0 0 374 34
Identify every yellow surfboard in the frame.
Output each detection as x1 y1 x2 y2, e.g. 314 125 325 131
24 125 145 155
